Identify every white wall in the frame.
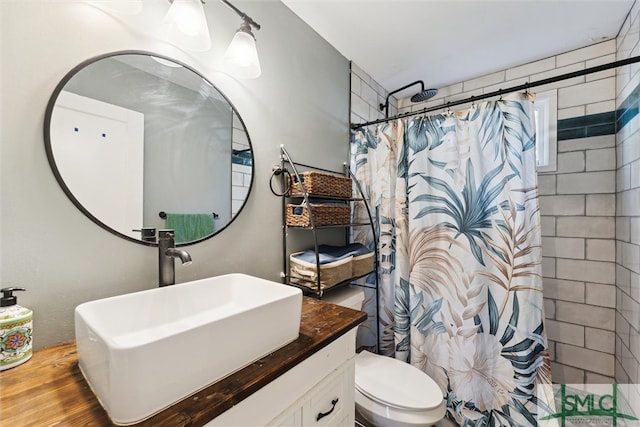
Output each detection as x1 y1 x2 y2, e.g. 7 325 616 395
350 62 397 124
0 1 350 349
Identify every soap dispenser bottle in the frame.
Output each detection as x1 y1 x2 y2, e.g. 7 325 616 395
0 287 33 371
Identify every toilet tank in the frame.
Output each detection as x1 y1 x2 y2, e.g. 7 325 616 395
323 286 365 311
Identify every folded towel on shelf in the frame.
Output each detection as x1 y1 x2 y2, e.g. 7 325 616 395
291 243 371 264
165 213 215 243
291 249 341 265
318 243 371 257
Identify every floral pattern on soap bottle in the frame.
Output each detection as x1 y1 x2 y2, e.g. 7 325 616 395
1 327 31 352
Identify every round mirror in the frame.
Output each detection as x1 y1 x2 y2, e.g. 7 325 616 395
44 51 254 246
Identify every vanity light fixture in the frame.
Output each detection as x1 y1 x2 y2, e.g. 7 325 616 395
164 0 262 78
164 0 212 52
220 0 262 79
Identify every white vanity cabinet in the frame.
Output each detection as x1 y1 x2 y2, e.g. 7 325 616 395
270 357 354 426
206 329 357 427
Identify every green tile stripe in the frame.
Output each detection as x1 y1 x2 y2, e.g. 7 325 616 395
556 81 640 140
232 151 253 166
557 111 616 141
616 82 640 132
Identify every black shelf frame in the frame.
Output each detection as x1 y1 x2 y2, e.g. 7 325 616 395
279 145 380 352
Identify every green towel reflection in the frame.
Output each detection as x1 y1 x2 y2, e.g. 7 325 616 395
165 213 215 243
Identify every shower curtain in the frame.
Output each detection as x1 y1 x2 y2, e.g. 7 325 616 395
351 94 551 426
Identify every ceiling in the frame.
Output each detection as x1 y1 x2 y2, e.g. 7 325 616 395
281 0 635 97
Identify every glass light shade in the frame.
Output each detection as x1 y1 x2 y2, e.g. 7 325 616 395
164 0 211 52
223 29 262 79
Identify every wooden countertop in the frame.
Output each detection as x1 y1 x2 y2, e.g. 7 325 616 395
0 297 366 427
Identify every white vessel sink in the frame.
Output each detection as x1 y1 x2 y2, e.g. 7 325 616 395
75 273 302 425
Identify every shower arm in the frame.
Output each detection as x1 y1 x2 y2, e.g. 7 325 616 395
379 80 425 118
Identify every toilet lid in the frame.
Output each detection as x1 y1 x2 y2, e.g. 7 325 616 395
355 351 443 411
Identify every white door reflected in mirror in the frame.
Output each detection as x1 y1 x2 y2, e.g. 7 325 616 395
52 91 144 240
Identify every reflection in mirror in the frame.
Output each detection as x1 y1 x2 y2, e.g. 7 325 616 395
44 52 254 246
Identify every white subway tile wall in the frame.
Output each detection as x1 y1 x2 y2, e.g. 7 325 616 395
350 28 636 383
231 163 251 216
350 63 396 125
232 112 251 217
617 3 640 385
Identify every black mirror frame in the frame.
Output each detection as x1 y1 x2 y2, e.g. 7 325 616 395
43 50 255 247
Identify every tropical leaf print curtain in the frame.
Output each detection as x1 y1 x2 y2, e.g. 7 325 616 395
351 120 407 354
351 94 551 426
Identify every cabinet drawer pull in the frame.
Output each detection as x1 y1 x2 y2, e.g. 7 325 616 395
316 398 339 422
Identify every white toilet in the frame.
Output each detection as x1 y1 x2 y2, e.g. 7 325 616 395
323 287 447 427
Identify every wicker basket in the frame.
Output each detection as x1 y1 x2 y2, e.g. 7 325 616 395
286 203 351 227
289 252 353 290
289 171 352 198
352 251 375 277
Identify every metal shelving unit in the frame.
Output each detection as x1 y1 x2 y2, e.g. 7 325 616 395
278 145 379 301
277 146 380 351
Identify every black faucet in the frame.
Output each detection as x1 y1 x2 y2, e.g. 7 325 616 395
158 229 192 287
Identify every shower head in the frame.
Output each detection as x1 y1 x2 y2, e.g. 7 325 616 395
410 88 438 103
380 80 438 118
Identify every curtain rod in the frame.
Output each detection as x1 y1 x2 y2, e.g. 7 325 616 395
351 55 640 130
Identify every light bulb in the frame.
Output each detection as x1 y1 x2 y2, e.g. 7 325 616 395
164 0 211 52
223 25 261 79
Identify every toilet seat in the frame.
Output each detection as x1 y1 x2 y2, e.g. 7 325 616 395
355 350 443 411
355 387 446 427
